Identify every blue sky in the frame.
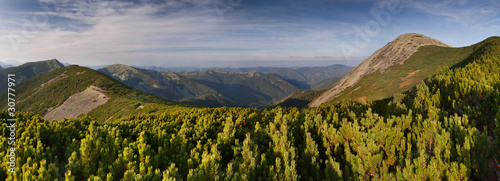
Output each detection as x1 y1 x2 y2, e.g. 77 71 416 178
0 0 499 67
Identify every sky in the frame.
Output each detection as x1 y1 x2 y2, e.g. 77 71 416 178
0 0 499 67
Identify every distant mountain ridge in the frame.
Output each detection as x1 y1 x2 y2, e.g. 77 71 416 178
98 64 218 100
179 70 300 107
0 59 64 92
138 64 353 90
99 65 302 107
98 64 236 107
310 33 452 107
0 62 14 68
100 64 354 107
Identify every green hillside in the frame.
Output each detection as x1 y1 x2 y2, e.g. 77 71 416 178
98 65 220 101
311 76 343 90
275 89 327 108
0 65 183 122
0 59 64 92
1 38 499 180
179 94 239 107
329 36 500 103
179 70 299 107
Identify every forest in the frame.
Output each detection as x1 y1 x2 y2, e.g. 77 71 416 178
1 40 500 180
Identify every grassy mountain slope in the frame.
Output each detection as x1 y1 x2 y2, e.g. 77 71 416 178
179 70 299 107
310 76 343 90
310 33 459 106
274 89 327 108
0 65 3 71
99 64 219 100
0 65 182 122
275 75 343 108
326 36 500 104
179 94 239 107
0 59 64 92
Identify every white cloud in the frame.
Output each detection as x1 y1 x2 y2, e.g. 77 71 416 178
404 0 500 26
1 0 350 66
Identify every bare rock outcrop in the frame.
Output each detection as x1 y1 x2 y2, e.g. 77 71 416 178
44 85 109 121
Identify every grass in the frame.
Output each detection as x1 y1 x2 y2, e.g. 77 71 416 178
0 65 185 122
0 59 63 92
330 37 499 103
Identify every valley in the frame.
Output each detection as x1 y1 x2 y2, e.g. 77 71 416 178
1 33 499 180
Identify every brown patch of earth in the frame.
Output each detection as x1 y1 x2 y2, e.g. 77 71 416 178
399 70 422 88
44 85 109 122
355 96 367 102
105 112 118 122
388 80 394 87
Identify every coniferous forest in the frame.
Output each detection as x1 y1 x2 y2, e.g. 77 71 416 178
1 41 500 180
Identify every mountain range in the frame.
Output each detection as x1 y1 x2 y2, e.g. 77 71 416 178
0 59 64 92
137 64 353 90
98 64 237 107
98 64 353 107
2 33 499 118
179 70 299 107
0 58 351 121
0 61 14 68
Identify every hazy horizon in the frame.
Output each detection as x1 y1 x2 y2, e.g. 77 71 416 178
1 59 361 69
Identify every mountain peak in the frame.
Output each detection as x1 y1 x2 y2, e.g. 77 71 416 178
105 64 134 70
99 64 143 81
309 33 450 107
393 33 451 47
46 58 63 65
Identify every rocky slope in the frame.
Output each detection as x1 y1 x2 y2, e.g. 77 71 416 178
43 85 110 121
309 33 451 107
